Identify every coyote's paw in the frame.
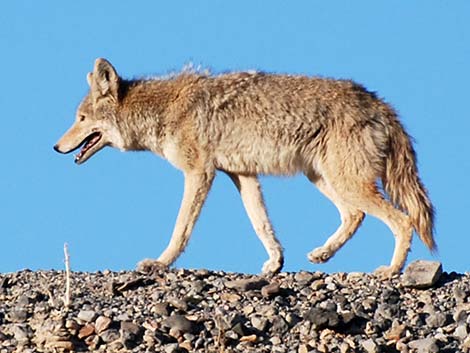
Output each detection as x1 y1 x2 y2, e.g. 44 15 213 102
262 256 284 275
373 265 400 280
137 259 168 275
308 247 333 264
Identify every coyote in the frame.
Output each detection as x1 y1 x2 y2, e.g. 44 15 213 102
54 58 435 278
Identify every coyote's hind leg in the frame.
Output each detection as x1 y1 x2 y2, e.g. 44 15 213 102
314 170 413 278
306 174 365 264
228 173 284 274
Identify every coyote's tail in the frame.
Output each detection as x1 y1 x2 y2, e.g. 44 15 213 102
383 117 436 252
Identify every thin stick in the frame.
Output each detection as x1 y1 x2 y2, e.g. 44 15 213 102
64 243 71 308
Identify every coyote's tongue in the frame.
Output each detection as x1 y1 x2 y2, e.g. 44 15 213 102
74 132 101 163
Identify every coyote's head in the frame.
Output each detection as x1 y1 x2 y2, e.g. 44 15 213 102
54 58 125 164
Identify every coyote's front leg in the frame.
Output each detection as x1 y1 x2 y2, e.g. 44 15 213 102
137 170 215 273
227 173 284 274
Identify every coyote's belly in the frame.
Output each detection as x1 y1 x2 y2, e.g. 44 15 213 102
214 143 305 176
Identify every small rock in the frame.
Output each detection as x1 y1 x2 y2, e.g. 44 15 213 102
347 272 366 281
285 312 301 326
65 319 80 335
384 319 406 342
45 339 74 350
163 315 197 334
164 342 180 353
243 305 254 316
408 337 439 353
425 312 448 328
311 279 326 290
326 282 337 291
224 277 269 291
294 271 315 284
7 308 28 323
99 328 120 343
16 295 30 306
251 315 268 332
454 324 468 340
12 324 31 344
77 310 97 323
463 336 470 351
180 340 193 351
232 322 246 337
270 336 282 345
153 302 171 316
261 282 281 297
168 298 188 312
239 334 257 343
402 260 442 289
95 316 112 334
374 303 399 321
341 342 352 353
220 292 242 302
224 330 239 340
453 287 468 303
120 321 142 348
271 316 289 334
115 313 130 321
362 338 378 353
84 334 100 349
454 307 468 323
78 324 95 339
143 319 160 332
304 307 340 328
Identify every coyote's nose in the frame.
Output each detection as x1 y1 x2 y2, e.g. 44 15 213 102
53 144 62 153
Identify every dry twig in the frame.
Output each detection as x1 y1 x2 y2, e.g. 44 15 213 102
64 243 71 308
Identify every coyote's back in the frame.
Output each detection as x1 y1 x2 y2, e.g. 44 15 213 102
54 58 435 278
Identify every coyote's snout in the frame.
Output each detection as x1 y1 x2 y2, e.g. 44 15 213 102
54 58 435 278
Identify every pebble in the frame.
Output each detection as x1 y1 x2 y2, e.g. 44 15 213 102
304 307 340 329
251 315 268 331
121 324 141 348
12 324 31 343
262 282 282 297
361 338 378 353
153 302 171 316
224 277 269 291
7 308 28 323
99 328 120 343
77 310 97 323
425 312 448 328
454 324 468 340
402 260 442 288
408 337 439 353
95 315 112 334
78 323 95 339
162 314 197 334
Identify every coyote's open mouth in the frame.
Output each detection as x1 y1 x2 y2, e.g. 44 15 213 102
74 132 102 164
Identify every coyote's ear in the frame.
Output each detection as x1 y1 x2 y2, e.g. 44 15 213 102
91 58 119 101
87 72 93 87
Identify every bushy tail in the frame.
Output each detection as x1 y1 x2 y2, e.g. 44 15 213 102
383 119 436 252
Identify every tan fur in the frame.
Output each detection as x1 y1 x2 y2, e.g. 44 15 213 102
54 58 435 277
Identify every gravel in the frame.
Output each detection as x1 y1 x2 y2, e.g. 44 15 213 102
0 263 469 352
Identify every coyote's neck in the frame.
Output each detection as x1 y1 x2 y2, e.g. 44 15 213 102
115 79 180 155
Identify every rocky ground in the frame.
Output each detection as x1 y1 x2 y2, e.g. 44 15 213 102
0 261 469 353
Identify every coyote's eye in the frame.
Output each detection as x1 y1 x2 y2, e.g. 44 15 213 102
79 115 86 122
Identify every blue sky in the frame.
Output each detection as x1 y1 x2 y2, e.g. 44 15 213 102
1 1 469 274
